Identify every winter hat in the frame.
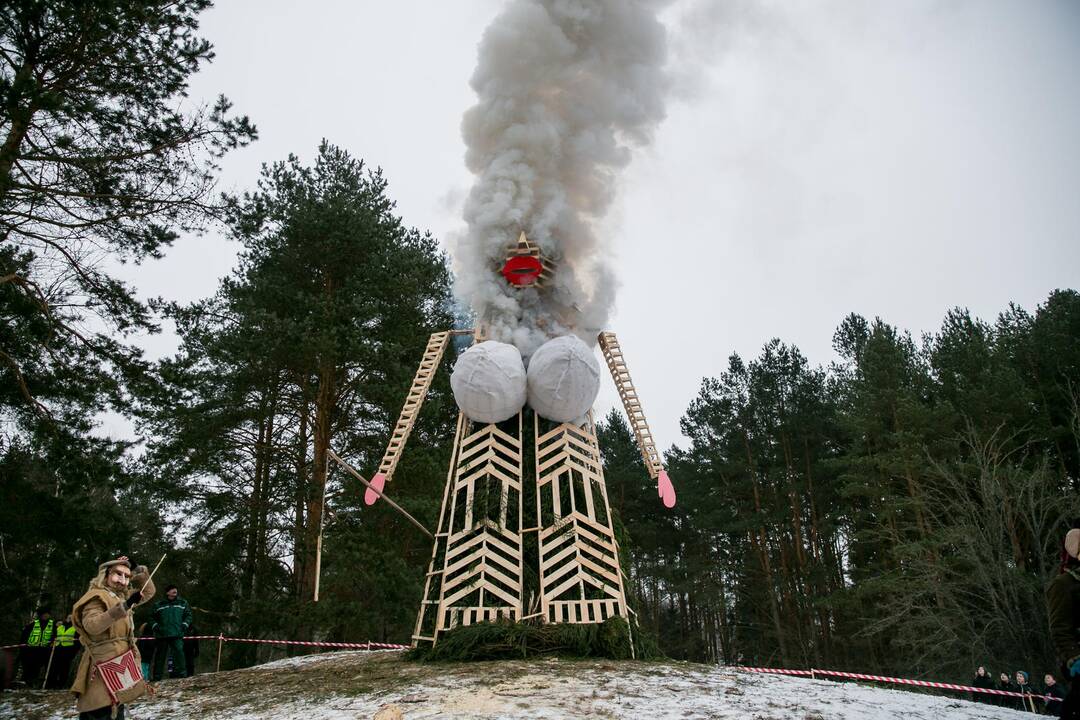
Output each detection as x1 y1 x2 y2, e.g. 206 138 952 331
1065 529 1080 559
1016 670 1029 683
98 557 132 573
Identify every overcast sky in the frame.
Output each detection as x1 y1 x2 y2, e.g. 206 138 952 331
111 0 1080 454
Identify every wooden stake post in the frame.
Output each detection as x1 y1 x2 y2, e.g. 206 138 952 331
40 643 56 690
313 457 329 602
313 450 436 603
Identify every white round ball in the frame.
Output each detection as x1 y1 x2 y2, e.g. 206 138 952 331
526 335 601 423
450 341 527 424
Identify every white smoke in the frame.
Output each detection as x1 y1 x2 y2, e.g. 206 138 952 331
454 0 671 359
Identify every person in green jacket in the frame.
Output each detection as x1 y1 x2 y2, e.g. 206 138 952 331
1047 527 1080 719
150 585 192 680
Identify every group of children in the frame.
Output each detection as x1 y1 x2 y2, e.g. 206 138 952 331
971 666 1067 715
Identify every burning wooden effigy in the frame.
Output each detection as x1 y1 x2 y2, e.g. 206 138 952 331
359 231 674 650
351 0 674 651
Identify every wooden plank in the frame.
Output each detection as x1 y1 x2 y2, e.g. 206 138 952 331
411 413 466 647
444 577 519 607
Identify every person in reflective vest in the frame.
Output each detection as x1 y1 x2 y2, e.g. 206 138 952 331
47 616 79 689
18 608 54 687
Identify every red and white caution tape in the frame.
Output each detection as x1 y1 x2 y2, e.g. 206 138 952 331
137 636 409 650
739 666 1052 703
3 637 408 652
739 667 814 677
215 637 408 650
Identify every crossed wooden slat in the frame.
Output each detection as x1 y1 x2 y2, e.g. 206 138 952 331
534 414 630 626
414 413 525 645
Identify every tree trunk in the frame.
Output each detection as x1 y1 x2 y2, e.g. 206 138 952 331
241 397 269 602
255 389 278 594
0 62 36 202
744 430 790 665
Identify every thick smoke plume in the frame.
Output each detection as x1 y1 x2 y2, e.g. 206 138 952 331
455 0 670 359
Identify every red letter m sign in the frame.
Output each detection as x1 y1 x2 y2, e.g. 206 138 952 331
96 648 143 703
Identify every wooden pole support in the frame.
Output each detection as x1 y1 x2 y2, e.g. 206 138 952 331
327 449 434 539
313 455 329 603
41 643 57 689
215 634 224 673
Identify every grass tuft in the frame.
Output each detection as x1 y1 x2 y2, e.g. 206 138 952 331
407 617 663 662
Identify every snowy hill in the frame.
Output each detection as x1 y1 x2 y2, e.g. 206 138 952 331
1 650 1040 719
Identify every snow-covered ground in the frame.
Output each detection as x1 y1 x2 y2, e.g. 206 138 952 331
0 650 1040 719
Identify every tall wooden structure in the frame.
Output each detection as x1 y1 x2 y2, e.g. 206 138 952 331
373 328 668 648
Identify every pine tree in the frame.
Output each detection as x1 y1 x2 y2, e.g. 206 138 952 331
0 0 255 417
143 143 456 653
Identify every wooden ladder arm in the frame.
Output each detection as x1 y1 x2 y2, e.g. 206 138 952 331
376 332 452 483
365 329 475 507
597 331 663 480
363 332 448 507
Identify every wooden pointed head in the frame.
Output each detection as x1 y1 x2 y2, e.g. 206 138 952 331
500 231 554 288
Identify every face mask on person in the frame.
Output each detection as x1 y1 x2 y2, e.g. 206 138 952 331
107 566 131 592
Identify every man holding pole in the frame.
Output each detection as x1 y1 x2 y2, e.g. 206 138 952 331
71 556 156 720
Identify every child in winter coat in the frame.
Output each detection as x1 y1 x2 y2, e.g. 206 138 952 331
996 672 1016 707
970 666 994 703
1044 674 1067 716
136 623 155 681
1015 671 1036 713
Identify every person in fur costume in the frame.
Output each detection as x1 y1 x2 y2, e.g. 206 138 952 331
1047 527 1080 719
70 556 155 720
